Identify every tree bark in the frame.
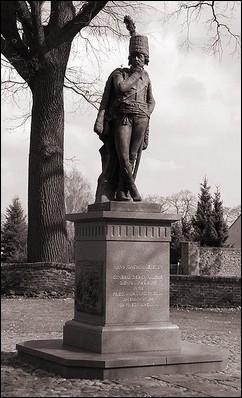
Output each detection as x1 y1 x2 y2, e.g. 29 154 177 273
27 68 68 262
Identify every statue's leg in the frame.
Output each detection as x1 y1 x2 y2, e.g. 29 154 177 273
105 135 119 197
95 143 117 203
116 168 131 201
114 118 142 202
129 115 149 168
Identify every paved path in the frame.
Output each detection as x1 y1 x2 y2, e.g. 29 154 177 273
1 299 240 397
2 351 240 397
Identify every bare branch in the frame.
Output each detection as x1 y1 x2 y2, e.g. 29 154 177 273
48 1 75 29
1 2 31 60
1 79 28 86
64 84 99 110
28 1 47 56
1 37 31 82
163 1 241 58
64 156 80 167
4 111 31 131
64 73 102 110
16 1 34 48
16 2 33 32
47 1 109 50
167 190 197 221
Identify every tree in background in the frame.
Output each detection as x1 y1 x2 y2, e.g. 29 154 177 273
192 177 217 246
1 197 27 262
192 180 229 247
211 186 229 247
144 190 197 231
65 167 94 214
170 222 184 265
65 167 94 261
143 194 169 213
167 190 197 240
145 190 197 263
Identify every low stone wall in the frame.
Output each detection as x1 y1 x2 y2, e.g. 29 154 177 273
199 247 241 277
1 263 75 298
170 275 241 308
1 264 241 307
181 242 241 277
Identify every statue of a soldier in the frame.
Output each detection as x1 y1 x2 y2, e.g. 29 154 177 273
94 16 155 202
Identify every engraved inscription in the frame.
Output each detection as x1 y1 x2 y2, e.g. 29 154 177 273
75 261 103 315
112 264 164 308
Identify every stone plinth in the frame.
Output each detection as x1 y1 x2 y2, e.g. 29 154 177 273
63 202 180 353
16 340 228 379
16 202 228 378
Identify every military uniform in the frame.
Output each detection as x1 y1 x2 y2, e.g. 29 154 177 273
94 23 155 202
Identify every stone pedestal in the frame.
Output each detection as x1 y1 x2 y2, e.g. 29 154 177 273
63 202 180 354
16 202 228 378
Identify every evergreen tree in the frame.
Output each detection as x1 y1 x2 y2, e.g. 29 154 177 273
181 218 193 241
192 177 217 246
170 222 184 264
212 187 229 247
1 197 27 262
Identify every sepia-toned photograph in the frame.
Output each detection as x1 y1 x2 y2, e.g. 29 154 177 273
1 1 241 396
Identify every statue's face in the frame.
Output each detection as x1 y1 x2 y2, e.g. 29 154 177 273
130 52 145 69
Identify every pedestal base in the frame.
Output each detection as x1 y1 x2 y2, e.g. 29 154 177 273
63 320 181 353
16 339 228 379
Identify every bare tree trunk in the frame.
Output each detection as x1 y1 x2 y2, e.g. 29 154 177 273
27 69 68 262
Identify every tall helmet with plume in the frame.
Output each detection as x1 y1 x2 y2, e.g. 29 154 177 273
124 15 149 57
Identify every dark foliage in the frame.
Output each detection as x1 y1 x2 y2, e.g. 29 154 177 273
211 187 229 246
192 177 229 247
1 197 27 262
192 177 217 246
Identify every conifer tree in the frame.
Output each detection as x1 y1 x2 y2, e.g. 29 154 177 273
1 197 27 262
170 222 184 264
212 187 229 247
192 177 217 246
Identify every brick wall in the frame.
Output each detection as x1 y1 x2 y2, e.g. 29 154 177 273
1 263 241 307
170 275 241 308
1 263 75 298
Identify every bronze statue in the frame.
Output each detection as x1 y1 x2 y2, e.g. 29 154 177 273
94 16 155 202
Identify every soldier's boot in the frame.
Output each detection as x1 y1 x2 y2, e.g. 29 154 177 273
123 167 142 202
129 183 142 201
116 170 131 201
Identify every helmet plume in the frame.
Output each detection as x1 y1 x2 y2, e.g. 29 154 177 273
124 15 136 37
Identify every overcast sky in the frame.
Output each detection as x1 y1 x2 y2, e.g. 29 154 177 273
1 2 241 215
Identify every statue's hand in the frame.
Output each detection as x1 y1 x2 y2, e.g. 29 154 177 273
94 120 103 135
132 66 143 75
142 139 148 150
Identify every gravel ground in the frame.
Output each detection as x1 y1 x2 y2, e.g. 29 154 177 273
1 298 241 397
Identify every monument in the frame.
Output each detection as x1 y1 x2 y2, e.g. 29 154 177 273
17 16 228 379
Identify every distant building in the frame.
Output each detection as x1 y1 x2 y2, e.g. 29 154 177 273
226 214 241 248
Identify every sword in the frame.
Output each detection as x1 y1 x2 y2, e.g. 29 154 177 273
132 124 149 181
